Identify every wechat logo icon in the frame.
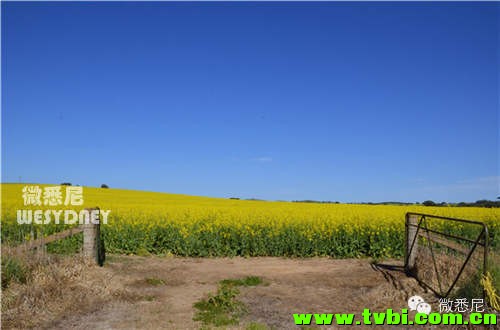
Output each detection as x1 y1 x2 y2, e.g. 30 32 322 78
408 295 432 314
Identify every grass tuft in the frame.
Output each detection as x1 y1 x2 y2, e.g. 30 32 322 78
193 276 264 327
220 276 263 287
246 322 271 330
145 277 166 286
1 255 28 288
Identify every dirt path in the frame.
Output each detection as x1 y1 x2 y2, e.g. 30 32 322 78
51 256 431 329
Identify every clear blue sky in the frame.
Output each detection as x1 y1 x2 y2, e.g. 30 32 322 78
2 2 498 203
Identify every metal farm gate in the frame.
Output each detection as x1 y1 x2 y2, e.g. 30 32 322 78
404 212 490 298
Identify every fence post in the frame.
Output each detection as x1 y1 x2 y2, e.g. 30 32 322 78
405 213 418 274
82 207 105 266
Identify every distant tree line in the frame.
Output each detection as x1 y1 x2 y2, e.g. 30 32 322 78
60 182 109 188
422 199 500 208
286 199 500 208
292 200 340 204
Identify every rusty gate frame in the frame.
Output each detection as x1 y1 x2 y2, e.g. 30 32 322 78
404 212 489 298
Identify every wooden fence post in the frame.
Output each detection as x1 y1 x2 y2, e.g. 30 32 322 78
82 207 105 266
405 213 418 274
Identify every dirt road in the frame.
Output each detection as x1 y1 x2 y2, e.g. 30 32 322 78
44 255 431 329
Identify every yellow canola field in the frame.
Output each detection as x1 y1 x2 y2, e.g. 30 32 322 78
2 183 499 257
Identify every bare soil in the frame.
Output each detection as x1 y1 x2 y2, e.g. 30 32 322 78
27 255 433 330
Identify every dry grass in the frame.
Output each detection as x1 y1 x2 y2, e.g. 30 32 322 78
414 246 484 297
1 249 139 329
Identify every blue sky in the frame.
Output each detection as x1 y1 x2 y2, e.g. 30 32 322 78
2 2 498 202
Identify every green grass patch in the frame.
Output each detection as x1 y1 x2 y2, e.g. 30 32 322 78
145 277 166 286
143 295 156 301
1 256 28 289
193 276 264 327
246 322 271 330
220 276 263 287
